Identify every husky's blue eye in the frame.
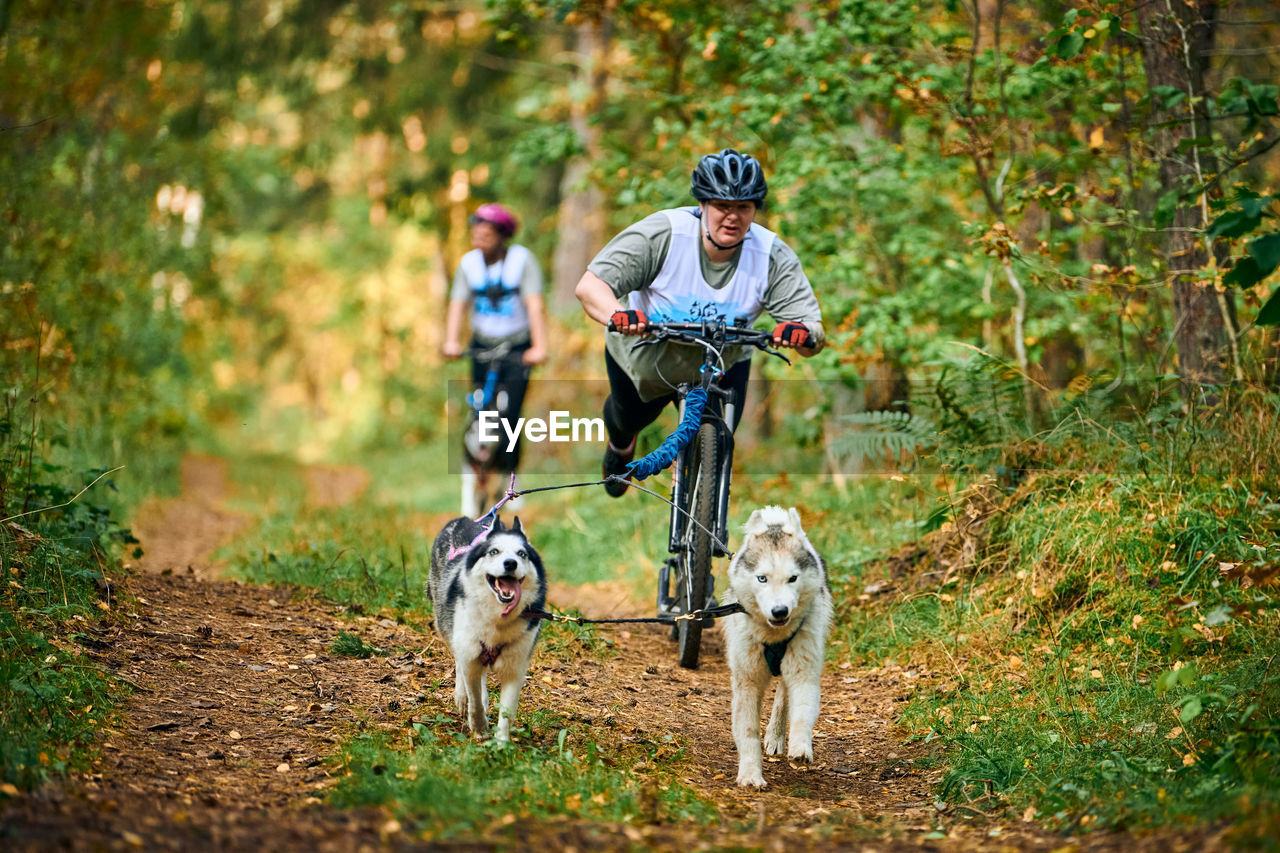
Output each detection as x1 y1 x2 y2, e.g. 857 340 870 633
516 550 526 559
757 575 767 583
488 548 499 556
788 575 798 583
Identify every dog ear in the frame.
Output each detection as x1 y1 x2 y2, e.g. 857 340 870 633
511 516 524 535
490 517 506 534
787 507 804 533
743 509 770 537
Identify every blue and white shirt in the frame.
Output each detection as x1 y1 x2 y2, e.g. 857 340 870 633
452 244 543 344
588 208 824 401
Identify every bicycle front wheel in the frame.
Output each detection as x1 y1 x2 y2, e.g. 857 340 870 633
676 421 718 669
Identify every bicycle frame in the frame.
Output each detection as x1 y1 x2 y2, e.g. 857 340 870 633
465 343 514 414
636 318 791 626
667 384 736 558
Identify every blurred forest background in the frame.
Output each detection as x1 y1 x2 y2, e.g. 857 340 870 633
4 0 1279 477
4 0 1280 841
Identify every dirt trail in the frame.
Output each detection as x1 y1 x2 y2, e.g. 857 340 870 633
2 459 1226 851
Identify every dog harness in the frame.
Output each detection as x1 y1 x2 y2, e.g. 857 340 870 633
478 640 506 667
459 245 532 340
762 617 807 677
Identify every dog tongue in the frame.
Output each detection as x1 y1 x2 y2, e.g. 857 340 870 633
495 577 522 617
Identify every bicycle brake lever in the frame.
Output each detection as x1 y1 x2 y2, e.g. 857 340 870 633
630 337 664 353
763 347 792 366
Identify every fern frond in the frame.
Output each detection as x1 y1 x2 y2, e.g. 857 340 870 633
830 410 937 464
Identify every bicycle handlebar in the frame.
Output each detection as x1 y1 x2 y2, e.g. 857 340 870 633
463 343 514 363
606 319 792 364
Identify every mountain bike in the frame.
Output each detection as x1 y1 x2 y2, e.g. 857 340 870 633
613 317 792 669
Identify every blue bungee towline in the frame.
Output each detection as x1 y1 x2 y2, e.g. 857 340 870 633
449 377 748 626
625 386 709 480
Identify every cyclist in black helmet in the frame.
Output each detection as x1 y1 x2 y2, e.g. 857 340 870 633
574 149 825 496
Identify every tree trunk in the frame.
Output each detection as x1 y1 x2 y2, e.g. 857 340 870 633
1136 0 1231 387
551 15 610 312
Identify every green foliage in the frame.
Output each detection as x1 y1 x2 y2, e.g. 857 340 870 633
828 388 1280 835
830 410 936 466
0 432 135 790
329 630 382 659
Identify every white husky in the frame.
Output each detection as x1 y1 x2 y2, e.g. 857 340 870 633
427 515 547 741
721 506 832 787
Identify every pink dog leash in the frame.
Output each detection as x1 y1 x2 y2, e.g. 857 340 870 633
446 473 519 561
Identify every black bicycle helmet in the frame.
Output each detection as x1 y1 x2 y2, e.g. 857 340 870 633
690 149 768 207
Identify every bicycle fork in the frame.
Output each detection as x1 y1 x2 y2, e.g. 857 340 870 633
658 394 738 619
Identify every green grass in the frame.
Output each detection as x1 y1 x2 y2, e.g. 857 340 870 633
0 448 143 791
823 388 1280 841
216 454 432 619
329 630 383 658
329 709 716 839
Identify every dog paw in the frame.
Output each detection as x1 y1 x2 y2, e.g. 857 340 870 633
764 734 785 755
736 771 767 788
786 744 814 763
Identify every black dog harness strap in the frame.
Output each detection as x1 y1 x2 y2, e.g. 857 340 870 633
762 617 807 677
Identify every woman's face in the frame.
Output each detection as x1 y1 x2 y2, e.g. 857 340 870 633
471 221 505 254
701 200 757 248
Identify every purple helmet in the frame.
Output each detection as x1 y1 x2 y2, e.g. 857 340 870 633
469 203 518 238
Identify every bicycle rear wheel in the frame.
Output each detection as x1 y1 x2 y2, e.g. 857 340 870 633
676 421 717 669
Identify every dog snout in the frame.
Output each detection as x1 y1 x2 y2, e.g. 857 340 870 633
503 558 518 573
771 605 790 621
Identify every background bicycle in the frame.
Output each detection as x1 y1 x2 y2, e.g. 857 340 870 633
458 341 528 518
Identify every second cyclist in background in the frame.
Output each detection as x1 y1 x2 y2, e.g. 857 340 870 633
443 202 548 516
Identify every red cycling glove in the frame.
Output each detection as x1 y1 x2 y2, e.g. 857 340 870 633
772 322 811 348
609 309 649 333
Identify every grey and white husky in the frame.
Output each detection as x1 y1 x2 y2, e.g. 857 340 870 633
427 515 547 741
721 506 832 787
